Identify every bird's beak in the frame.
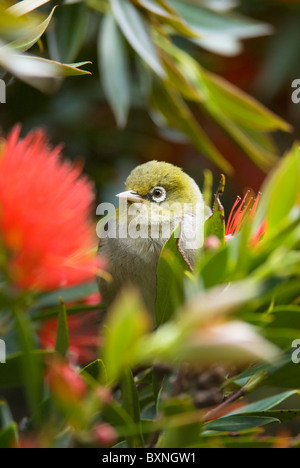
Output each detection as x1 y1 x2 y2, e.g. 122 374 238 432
116 190 143 203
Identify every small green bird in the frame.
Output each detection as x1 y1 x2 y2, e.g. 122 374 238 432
97 161 205 315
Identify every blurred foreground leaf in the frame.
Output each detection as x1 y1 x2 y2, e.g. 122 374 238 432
155 224 191 327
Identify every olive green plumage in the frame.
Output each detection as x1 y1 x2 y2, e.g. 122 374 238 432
125 161 201 206
97 161 204 315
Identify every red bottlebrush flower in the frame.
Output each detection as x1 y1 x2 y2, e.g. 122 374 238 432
39 309 101 366
92 423 118 447
0 125 101 291
225 191 266 244
46 358 87 404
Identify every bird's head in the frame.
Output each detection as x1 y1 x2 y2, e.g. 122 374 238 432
117 161 203 218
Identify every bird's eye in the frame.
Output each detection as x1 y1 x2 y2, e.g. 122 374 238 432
151 186 166 203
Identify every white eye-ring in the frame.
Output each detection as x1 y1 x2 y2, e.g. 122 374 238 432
151 186 166 203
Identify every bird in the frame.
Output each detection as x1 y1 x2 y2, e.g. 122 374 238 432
97 161 206 316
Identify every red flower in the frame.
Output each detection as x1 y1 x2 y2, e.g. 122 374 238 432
225 191 266 244
39 308 101 366
92 423 118 447
0 126 101 291
46 358 87 404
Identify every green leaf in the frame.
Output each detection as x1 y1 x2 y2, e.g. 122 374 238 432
135 0 200 38
151 80 233 174
102 288 152 383
0 400 14 428
121 368 144 448
31 302 102 322
231 352 292 388
205 107 280 172
0 5 41 40
54 298 69 357
160 50 201 102
14 308 43 420
0 45 91 92
200 69 291 132
103 401 133 428
157 398 202 448
202 169 213 209
254 143 300 236
8 6 56 52
80 359 107 384
265 305 300 329
197 244 229 289
33 282 99 309
238 409 300 423
208 389 300 432
55 2 89 63
227 390 298 416
0 423 19 448
267 361 300 389
155 36 287 171
137 281 278 366
205 415 278 432
204 174 225 243
110 0 165 77
168 0 272 39
8 0 50 16
261 306 300 347
99 13 131 128
155 224 191 327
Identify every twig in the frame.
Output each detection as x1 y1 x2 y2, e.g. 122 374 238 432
203 371 266 422
203 387 245 422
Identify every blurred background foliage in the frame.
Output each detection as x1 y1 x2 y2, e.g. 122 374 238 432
1 0 300 208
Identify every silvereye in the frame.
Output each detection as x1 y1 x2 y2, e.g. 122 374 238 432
97 161 205 315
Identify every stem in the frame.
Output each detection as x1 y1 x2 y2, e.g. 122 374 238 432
13 299 43 425
203 388 245 422
203 372 266 422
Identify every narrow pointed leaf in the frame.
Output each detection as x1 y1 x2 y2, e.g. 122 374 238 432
121 368 144 447
168 0 272 39
155 224 191 327
201 69 291 132
207 106 279 172
80 359 107 384
151 81 233 174
99 13 131 128
8 0 50 16
102 289 152 383
135 0 200 38
254 143 300 234
9 6 56 52
226 390 299 416
14 307 43 420
55 2 89 63
0 423 19 448
205 415 279 432
55 298 69 357
204 174 225 242
110 0 165 77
